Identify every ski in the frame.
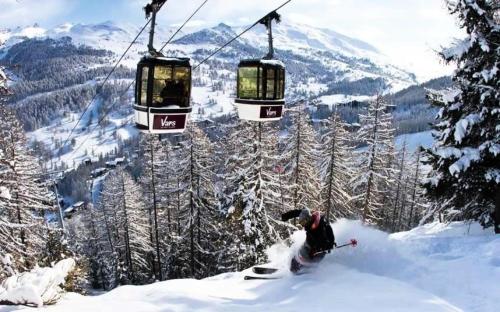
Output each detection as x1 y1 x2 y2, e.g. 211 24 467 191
244 275 281 280
252 267 279 275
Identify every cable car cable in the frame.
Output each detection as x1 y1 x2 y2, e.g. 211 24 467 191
59 1 170 152
73 0 292 154
158 0 209 53
70 0 208 155
90 0 290 142
193 0 292 70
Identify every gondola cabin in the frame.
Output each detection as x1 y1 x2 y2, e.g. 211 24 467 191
134 56 192 134
235 59 285 121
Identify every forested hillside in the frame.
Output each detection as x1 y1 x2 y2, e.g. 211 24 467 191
1 37 133 131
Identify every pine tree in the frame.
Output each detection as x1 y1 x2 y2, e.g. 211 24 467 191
258 122 293 220
0 67 9 97
118 170 153 283
407 148 427 228
0 105 53 270
172 124 224 278
390 140 409 231
96 169 153 287
220 121 281 270
424 0 499 232
283 106 322 212
139 134 166 280
352 95 396 225
92 201 119 290
319 113 354 220
79 204 105 289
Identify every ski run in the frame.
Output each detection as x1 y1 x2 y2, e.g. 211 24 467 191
1 219 498 312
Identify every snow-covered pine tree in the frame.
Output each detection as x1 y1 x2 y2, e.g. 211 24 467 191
407 148 427 229
139 134 167 280
149 137 182 280
212 120 244 273
256 121 294 238
220 120 281 270
170 124 224 278
97 169 153 286
79 203 106 289
96 174 122 287
424 0 499 232
379 141 397 230
319 112 354 220
390 139 409 231
0 66 9 97
352 95 396 225
283 105 322 212
0 56 12 100
91 198 119 290
117 169 153 283
0 104 53 270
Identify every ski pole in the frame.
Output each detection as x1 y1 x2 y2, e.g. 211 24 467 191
312 239 357 256
335 239 358 249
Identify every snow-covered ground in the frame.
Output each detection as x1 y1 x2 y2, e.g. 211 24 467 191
395 131 434 153
27 85 137 169
318 94 374 108
1 220 497 312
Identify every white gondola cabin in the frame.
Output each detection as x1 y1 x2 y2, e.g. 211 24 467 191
235 59 285 121
134 56 192 133
235 11 286 122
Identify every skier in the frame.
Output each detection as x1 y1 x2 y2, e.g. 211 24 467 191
282 208 336 273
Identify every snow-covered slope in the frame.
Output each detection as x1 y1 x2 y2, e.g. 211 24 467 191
395 131 434 153
1 220 497 312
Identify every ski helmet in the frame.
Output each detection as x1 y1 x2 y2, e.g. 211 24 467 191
298 208 312 226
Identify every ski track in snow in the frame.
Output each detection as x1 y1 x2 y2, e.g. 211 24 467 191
1 220 498 312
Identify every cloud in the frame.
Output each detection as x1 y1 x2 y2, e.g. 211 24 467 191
0 0 77 28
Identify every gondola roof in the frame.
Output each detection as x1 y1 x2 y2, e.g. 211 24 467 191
139 56 191 66
238 59 285 68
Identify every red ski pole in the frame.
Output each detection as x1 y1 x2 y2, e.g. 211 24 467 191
312 239 357 256
335 239 358 249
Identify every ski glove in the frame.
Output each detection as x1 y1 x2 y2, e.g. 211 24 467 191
281 209 302 221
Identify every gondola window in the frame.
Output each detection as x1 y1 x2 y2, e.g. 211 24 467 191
238 67 258 98
140 67 149 106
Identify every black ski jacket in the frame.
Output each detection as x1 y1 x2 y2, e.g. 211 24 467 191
282 210 335 254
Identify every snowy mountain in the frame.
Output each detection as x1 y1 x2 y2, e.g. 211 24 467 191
0 20 420 169
1 220 498 311
1 20 417 88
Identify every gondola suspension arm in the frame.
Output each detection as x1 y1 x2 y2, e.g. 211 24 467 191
193 0 292 70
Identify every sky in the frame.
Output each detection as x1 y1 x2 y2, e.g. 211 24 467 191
0 0 465 81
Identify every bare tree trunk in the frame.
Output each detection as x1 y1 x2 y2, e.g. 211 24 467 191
408 149 421 229
362 97 380 223
397 178 409 231
495 187 500 234
391 143 406 231
189 139 195 277
293 113 302 210
326 117 337 221
120 173 133 281
149 136 162 281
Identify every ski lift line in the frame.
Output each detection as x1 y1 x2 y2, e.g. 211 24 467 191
59 1 169 152
73 0 211 148
193 0 292 71
73 1 291 152
158 0 209 53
